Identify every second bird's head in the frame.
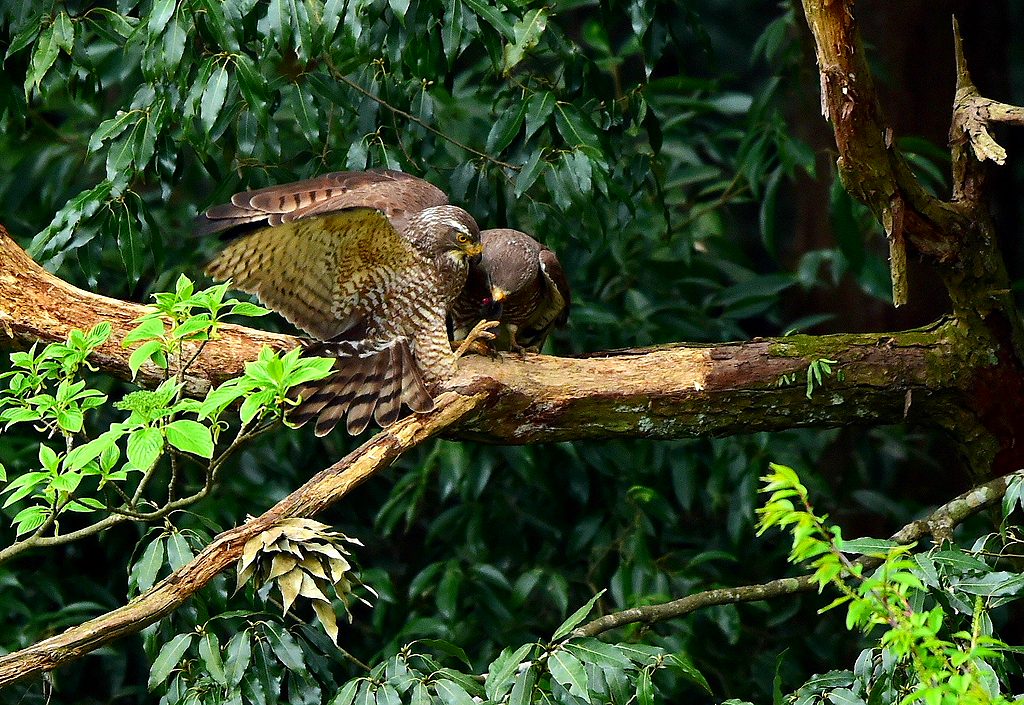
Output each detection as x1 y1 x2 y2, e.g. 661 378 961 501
410 206 483 266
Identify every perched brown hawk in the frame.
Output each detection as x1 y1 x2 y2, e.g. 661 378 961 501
196 169 492 436
451 228 571 352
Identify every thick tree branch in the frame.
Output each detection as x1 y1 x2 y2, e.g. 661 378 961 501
800 0 969 293
0 228 989 449
798 0 1019 322
798 3 1024 474
0 390 486 688
573 471 1019 638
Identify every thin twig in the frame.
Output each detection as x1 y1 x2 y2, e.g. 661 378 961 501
324 60 521 172
572 472 1020 638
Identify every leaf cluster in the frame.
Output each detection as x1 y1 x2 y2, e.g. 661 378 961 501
758 464 1024 705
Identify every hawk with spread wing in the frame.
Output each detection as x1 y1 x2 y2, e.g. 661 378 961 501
451 229 571 352
195 169 491 436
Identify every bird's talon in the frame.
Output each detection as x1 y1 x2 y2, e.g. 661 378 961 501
454 319 500 359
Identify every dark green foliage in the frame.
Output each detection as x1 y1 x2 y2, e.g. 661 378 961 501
2 1 1017 705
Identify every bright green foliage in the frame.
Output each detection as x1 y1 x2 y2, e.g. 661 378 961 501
758 464 1023 705
123 274 270 379
0 288 328 545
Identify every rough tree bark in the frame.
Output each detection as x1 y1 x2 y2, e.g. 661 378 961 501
0 0 1023 690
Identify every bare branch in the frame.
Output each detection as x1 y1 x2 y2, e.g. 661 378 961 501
573 471 1019 638
800 0 970 273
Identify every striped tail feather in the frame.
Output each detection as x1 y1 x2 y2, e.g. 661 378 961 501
399 344 434 413
288 338 436 436
341 351 386 436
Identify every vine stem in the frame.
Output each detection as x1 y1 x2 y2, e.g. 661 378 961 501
324 60 521 172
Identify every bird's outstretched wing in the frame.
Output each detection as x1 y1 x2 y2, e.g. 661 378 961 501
204 208 415 341
194 169 448 239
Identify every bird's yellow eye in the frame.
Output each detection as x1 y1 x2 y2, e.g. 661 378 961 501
456 233 469 243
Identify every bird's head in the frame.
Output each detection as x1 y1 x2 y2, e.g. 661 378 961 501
412 206 483 267
478 229 539 306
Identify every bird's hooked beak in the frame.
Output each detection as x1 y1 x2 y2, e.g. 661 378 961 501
483 287 506 319
466 241 483 261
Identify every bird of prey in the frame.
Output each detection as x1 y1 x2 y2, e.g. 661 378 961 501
195 169 493 436
451 228 571 352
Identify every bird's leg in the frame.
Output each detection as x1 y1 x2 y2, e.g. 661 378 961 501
506 324 527 355
453 319 500 359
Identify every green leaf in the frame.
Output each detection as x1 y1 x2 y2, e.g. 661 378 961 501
129 339 165 379
2 471 49 506
166 531 195 570
13 505 48 536
484 644 533 701
421 639 473 669
267 626 306 673
164 419 214 458
133 536 166 593
836 537 898 556
283 357 335 387
330 680 361 705
486 102 526 154
199 380 250 419
525 91 555 141
377 684 402 705
160 17 188 74
442 0 463 61
148 633 194 691
462 0 515 39
515 148 545 197
5 22 40 59
200 632 227 686
89 112 137 154
665 652 712 693
502 8 548 74
49 471 82 493
637 667 653 705
554 104 600 150
148 0 177 35
551 590 605 640
564 639 632 669
172 315 214 342
55 407 84 434
201 63 230 133
388 0 411 20
433 679 476 705
508 666 536 705
39 444 59 473
224 631 252 687
229 301 271 317
52 11 74 52
127 427 164 471
25 24 59 95
548 650 588 698
124 317 167 346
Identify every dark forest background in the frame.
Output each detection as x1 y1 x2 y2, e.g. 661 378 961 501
1 1 1023 702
